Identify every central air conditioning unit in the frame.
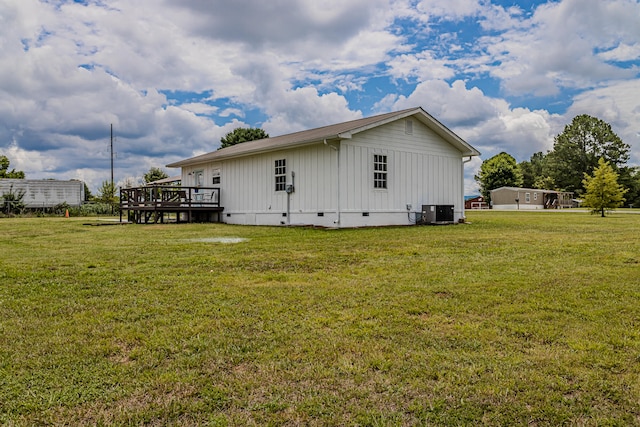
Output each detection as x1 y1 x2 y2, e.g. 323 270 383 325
418 205 455 225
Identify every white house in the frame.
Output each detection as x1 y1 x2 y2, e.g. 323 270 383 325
166 107 480 227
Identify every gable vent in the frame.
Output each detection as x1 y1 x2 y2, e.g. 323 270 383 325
405 119 413 135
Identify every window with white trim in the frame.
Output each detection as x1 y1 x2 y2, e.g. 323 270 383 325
525 192 531 203
373 154 387 189
533 192 538 201
275 159 286 191
212 168 221 185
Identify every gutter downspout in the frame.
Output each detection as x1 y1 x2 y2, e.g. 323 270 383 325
325 139 340 227
462 156 473 222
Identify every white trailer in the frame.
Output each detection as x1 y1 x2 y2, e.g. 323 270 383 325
0 179 85 209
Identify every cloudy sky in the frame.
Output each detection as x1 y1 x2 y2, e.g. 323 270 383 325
1 0 639 193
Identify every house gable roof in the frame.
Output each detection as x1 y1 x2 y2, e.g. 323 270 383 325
167 107 480 168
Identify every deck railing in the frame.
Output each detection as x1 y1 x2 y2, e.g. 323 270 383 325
121 186 220 208
120 186 221 223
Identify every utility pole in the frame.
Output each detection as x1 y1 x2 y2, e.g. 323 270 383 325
110 123 114 189
110 123 114 215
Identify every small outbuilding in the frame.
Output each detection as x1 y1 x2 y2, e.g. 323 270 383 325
465 195 489 210
490 187 573 210
161 107 480 227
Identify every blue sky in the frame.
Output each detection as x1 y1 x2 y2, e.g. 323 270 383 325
1 0 639 193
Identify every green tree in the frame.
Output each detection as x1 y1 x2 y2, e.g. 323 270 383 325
617 166 640 208
533 175 556 191
143 167 169 185
0 155 25 178
547 115 629 194
582 158 627 217
474 152 523 202
220 127 269 149
83 182 93 201
519 151 554 189
96 180 118 211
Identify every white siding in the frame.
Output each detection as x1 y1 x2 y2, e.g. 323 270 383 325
202 144 338 226
340 119 463 222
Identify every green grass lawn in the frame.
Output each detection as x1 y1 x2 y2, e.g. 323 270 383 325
1 211 639 426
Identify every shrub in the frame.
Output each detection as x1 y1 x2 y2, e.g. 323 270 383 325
1 185 26 215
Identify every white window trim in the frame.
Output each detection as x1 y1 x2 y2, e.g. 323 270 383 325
275 159 286 192
212 168 221 185
373 154 388 190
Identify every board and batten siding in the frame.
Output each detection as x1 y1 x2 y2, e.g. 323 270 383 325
183 143 338 226
338 118 463 226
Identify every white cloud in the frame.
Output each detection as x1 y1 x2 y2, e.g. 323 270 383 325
387 51 455 81
180 103 219 116
219 108 244 118
262 88 362 136
598 43 640 62
481 0 640 96
566 80 640 166
390 80 506 128
479 4 529 31
464 156 483 194
2 142 54 176
416 0 482 21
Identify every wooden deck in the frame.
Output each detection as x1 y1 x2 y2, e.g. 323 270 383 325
120 186 223 224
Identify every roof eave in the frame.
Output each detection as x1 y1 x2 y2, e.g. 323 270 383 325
166 137 342 168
